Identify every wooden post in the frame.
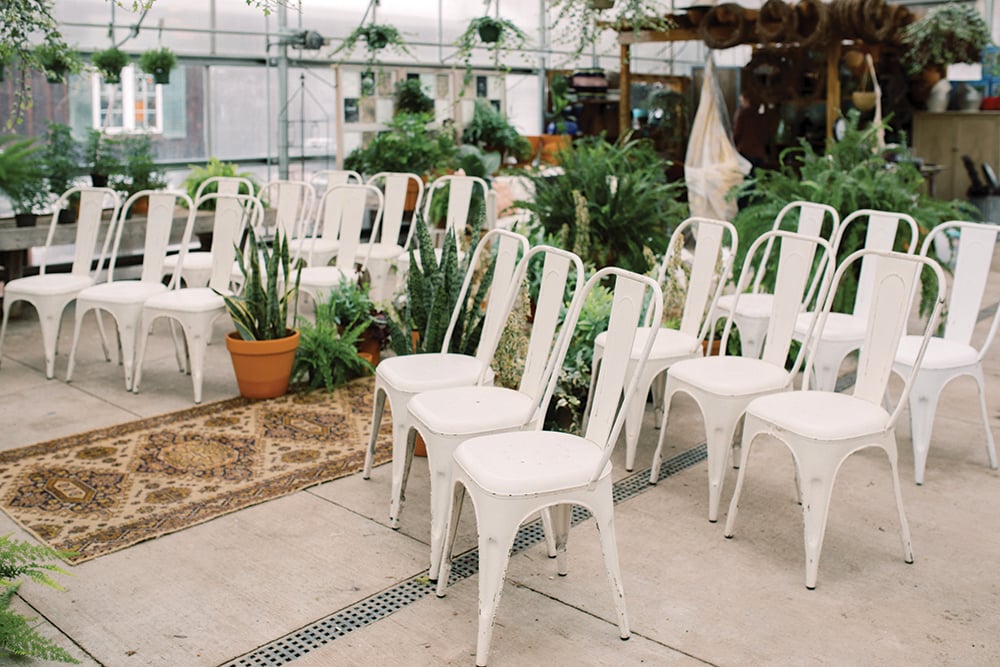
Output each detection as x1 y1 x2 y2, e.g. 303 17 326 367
826 41 842 141
619 42 632 138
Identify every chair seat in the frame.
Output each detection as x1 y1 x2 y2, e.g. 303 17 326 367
669 355 790 395
796 311 867 341
358 242 405 261
299 266 353 288
408 386 535 436
378 353 487 393
717 292 775 318
896 335 978 369
454 431 611 496
596 326 701 360
5 273 93 297
79 280 167 304
162 252 212 270
747 390 890 441
144 287 227 313
294 237 339 260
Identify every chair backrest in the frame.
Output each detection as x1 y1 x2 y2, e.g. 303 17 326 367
724 230 835 372
193 175 255 202
805 248 946 417
655 216 738 340
184 192 263 292
42 186 121 277
442 228 530 362
751 200 840 294
571 267 663 481
311 183 384 272
104 190 194 284
260 179 316 240
831 209 919 316
366 172 423 248
310 169 362 196
922 221 1000 358
419 174 489 251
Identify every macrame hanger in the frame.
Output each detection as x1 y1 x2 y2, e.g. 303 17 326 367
865 53 885 150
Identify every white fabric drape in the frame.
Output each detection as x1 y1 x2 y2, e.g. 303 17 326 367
684 55 751 221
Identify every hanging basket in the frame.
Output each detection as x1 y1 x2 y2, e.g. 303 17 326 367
699 3 749 50
791 0 833 48
756 0 798 43
477 21 502 44
152 68 170 85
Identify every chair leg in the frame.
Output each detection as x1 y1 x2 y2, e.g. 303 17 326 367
704 406 741 523
882 434 914 568
622 367 653 472
387 417 414 529
362 385 387 479
907 372 942 485
648 387 677 484
0 298 12 370
133 313 153 393
972 368 999 471
94 309 112 362
474 505 518 667
540 507 558 558
65 305 89 383
35 297 71 380
549 503 571 576
427 434 459 582
723 420 761 539
118 310 140 392
435 481 466 598
591 485 630 640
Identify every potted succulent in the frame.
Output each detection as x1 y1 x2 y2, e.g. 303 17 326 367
219 226 303 399
901 2 993 76
33 40 84 84
138 46 176 84
83 129 120 187
42 122 82 223
455 14 529 86
92 46 130 84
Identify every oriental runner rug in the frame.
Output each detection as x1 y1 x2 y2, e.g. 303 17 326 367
0 377 390 564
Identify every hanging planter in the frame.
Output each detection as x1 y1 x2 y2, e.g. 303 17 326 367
331 23 412 70
455 15 529 87
138 47 176 85
92 47 130 84
590 0 615 9
34 41 84 84
476 17 503 43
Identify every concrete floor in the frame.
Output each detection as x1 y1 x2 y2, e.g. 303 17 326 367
1 280 999 666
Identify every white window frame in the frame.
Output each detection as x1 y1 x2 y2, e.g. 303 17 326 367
91 65 164 134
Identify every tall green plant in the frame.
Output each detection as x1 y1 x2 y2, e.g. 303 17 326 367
42 122 81 197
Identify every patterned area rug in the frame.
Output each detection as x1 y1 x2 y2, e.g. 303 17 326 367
0 377 391 564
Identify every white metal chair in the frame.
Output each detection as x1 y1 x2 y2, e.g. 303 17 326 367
257 179 316 269
724 248 947 589
0 186 120 379
160 176 255 288
792 208 918 391
66 190 195 390
650 230 835 522
714 201 840 359
308 168 361 198
590 216 738 471
361 229 530 526
297 183 384 305
406 245 585 581
133 192 263 404
893 220 1000 484
356 172 424 302
435 266 664 667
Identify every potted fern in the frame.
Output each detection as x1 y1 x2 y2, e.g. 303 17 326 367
901 2 993 76
219 227 303 399
455 14 529 86
138 46 176 84
92 46 130 84
34 41 84 84
331 23 411 70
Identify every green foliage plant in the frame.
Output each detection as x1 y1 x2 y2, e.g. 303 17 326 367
114 134 167 198
91 46 129 84
182 158 259 209
454 15 529 87
547 0 676 63
34 39 85 84
292 311 374 392
518 133 688 274
43 122 81 197
730 110 977 316
0 534 79 663
343 112 456 178
138 46 176 83
0 135 48 214
219 227 302 341
394 78 435 116
83 129 120 185
901 2 993 75
461 100 531 164
331 23 412 70
2 1 70 125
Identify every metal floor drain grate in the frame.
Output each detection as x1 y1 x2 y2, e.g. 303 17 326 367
223 444 706 667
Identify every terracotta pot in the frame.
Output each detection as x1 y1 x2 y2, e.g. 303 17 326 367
225 330 300 399
356 331 381 366
413 432 427 457
131 195 149 216
702 338 722 357
539 134 571 165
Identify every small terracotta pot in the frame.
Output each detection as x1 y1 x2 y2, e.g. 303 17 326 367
413 433 427 457
225 330 300 399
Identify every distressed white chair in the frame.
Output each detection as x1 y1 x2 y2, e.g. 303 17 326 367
724 248 947 589
893 220 1000 484
0 186 120 379
66 190 195 390
792 208 918 391
297 183 384 305
590 216 738 471
160 176 255 288
714 201 839 359
435 266 664 667
406 245 585 581
650 230 835 522
308 168 361 198
257 179 316 270
361 229 530 526
356 172 424 302
133 192 263 404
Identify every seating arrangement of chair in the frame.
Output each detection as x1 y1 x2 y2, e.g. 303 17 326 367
724 248 947 589
713 200 839 359
590 216 738 471
0 186 121 379
361 229 530 530
434 266 663 667
133 192 263 404
651 229 835 522
308 168 362 198
405 244 585 581
257 179 316 276
892 220 1000 484
355 172 424 302
297 183 384 305
792 208 918 391
66 190 196 391
160 175 255 288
